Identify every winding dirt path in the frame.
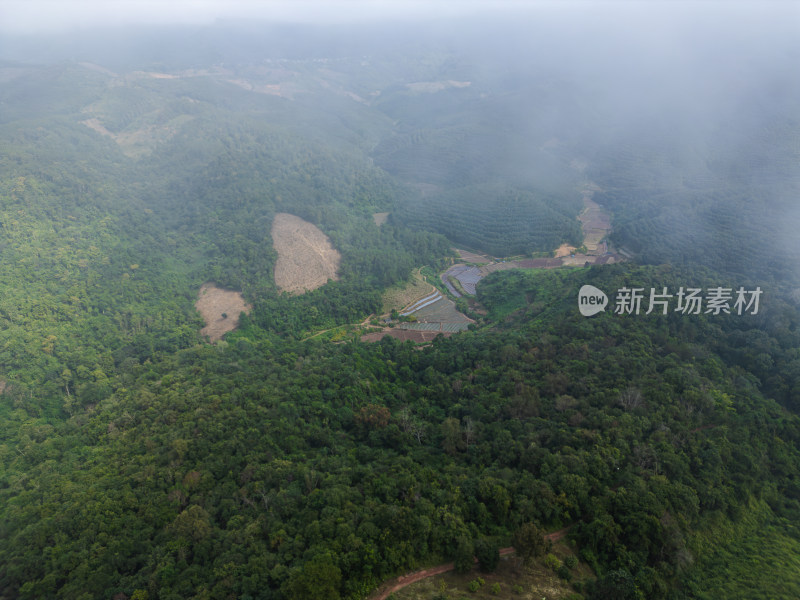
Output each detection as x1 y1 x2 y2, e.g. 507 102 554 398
366 528 569 600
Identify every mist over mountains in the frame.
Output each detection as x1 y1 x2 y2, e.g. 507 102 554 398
1 4 800 600
3 5 798 282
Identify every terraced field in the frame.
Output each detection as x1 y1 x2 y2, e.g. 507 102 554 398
398 295 472 333
400 291 442 316
381 268 435 314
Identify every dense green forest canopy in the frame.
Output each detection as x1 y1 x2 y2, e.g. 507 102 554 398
1 6 800 600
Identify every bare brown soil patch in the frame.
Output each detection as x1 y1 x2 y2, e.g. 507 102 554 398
134 71 179 80
455 248 492 264
272 213 341 294
196 283 251 342
578 185 610 254
361 329 453 344
78 62 118 76
81 118 116 139
554 243 577 258
81 115 194 157
406 80 471 93
373 212 389 226
225 78 297 99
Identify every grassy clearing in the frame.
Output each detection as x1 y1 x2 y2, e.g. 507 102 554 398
382 268 435 314
301 323 366 342
686 499 800 599
386 543 591 600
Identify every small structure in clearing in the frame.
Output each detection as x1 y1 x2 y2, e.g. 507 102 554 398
196 283 251 342
554 243 577 258
272 213 341 294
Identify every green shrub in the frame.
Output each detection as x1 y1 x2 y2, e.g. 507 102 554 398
491 582 501 595
512 584 524 594
565 555 579 569
544 553 562 571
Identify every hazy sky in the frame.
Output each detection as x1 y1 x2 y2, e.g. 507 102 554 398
2 1 796 34
0 0 550 33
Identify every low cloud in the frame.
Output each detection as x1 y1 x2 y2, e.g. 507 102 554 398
1 0 539 33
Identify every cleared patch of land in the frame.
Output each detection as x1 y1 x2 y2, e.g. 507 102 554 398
368 532 590 600
381 268 435 314
441 183 620 296
81 114 195 158
363 276 472 344
578 185 611 254
196 283 251 342
381 556 574 600
372 212 389 226
406 80 471 93
554 243 576 257
225 78 298 99
397 296 472 333
272 213 341 294
361 329 453 343
455 248 492 264
445 265 482 295
380 557 569 600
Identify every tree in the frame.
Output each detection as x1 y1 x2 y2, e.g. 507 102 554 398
453 536 475 574
441 417 463 455
355 403 391 430
475 538 500 572
283 554 342 600
592 568 644 600
512 523 550 565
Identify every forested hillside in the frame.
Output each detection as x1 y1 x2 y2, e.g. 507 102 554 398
3 264 799 599
1 9 800 600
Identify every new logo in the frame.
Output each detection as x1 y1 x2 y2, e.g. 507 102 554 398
578 284 762 317
578 285 608 316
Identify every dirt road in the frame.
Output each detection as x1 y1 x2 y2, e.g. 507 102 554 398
366 528 569 600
